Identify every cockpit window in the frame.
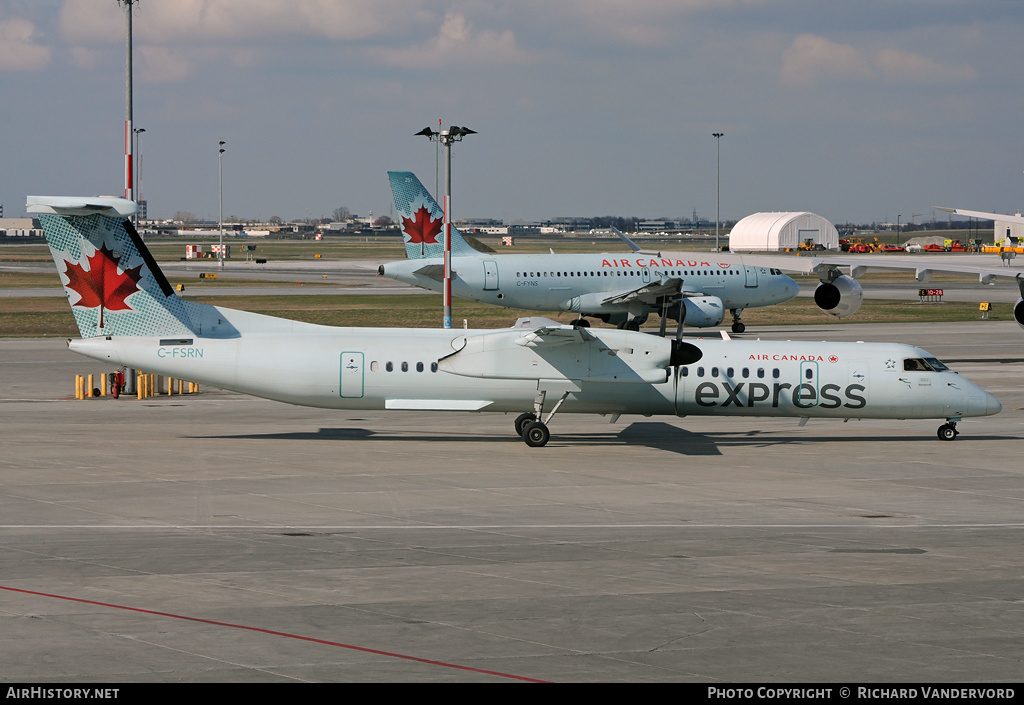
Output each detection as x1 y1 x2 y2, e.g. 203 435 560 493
903 357 948 372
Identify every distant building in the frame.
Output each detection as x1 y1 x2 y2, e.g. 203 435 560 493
729 212 839 251
0 217 42 238
995 217 1024 246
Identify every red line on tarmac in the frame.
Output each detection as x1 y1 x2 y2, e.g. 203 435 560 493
1 585 547 683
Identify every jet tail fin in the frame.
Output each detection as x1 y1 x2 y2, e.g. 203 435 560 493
387 171 481 259
29 196 197 338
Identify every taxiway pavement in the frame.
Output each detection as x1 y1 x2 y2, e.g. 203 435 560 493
0 322 1022 682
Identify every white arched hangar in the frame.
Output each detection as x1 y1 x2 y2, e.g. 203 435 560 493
728 212 839 251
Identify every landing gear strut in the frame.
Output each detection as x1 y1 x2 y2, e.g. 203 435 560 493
937 421 959 441
730 308 746 334
515 389 571 447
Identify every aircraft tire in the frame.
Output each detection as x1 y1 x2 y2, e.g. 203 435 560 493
937 423 958 441
731 322 746 333
572 318 590 328
624 320 640 331
514 412 536 436
522 421 550 447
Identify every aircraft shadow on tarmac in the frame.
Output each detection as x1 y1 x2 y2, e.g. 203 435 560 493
190 421 1016 456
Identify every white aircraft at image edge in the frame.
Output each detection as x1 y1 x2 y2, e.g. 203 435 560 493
30 194 1000 446
381 172 1024 331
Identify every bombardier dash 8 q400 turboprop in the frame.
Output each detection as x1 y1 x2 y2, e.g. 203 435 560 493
381 171 800 333
381 172 1024 332
31 195 1000 446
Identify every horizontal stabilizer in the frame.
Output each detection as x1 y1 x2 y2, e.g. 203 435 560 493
412 263 446 281
27 196 138 217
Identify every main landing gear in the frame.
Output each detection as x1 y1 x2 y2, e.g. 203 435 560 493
937 421 959 441
514 390 571 447
730 308 746 334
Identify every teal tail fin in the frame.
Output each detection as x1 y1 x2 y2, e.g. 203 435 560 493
29 196 197 338
387 171 481 260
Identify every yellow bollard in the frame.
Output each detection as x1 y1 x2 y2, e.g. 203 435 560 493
137 372 144 400
177 379 183 395
168 377 174 396
75 375 82 400
150 374 155 398
101 373 107 396
87 374 94 398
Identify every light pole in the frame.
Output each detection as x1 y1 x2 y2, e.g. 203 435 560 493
897 214 901 247
416 125 476 329
713 132 724 252
218 141 225 268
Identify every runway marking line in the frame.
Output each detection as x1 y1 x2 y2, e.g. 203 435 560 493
0 584 547 683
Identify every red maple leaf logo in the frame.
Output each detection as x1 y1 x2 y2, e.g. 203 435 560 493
63 243 143 319
401 205 442 245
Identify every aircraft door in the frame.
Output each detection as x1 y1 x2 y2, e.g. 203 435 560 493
796 361 819 409
483 260 499 290
340 351 364 398
641 267 651 284
744 266 758 288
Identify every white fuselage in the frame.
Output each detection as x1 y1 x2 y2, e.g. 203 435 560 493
68 308 999 424
380 252 798 315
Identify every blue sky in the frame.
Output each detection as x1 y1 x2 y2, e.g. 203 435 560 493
2 0 1022 225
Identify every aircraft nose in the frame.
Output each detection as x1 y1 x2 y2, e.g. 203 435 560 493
964 383 1001 417
986 391 1002 416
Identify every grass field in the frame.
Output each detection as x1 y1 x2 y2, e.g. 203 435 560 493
0 292 1011 338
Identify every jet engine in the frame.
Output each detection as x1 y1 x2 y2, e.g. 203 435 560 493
674 296 725 327
814 275 863 319
1014 297 1024 330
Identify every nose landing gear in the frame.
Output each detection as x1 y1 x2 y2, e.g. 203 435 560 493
937 421 959 441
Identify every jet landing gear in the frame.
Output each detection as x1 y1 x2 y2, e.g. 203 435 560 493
937 421 959 441
515 390 571 447
730 308 746 334
616 313 648 332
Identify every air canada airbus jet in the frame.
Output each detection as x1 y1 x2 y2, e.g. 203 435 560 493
31 195 1000 446
381 171 799 333
382 172 1024 332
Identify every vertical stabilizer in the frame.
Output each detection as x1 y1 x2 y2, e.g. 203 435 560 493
28 196 196 338
387 171 481 259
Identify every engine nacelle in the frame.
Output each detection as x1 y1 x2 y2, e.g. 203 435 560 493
677 296 725 328
814 275 863 319
1014 298 1024 330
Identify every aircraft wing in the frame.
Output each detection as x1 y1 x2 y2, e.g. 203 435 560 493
936 207 1024 226
736 252 1024 284
514 323 595 347
600 277 685 306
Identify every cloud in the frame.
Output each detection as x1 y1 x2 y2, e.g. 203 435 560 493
0 17 52 71
781 34 872 86
377 11 529 69
781 33 975 87
58 0 406 44
873 48 975 84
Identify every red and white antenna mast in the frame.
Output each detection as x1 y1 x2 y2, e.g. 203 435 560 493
118 1 138 201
